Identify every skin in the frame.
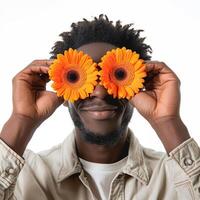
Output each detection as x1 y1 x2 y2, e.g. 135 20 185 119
0 42 190 162
68 43 133 163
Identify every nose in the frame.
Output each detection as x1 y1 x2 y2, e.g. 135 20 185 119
90 84 109 99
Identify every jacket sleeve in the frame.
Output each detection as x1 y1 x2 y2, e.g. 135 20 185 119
169 138 200 200
0 139 25 200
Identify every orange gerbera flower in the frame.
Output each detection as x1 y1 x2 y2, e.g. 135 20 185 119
48 48 98 102
99 47 146 99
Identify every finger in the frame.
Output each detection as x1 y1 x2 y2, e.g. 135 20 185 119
30 60 53 82
144 61 173 74
144 61 180 86
48 92 64 108
63 101 69 107
14 66 50 89
22 66 49 76
15 73 48 90
18 59 54 74
30 59 54 67
39 73 50 83
130 91 156 108
143 70 160 90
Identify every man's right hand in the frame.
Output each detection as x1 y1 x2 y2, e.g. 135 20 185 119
0 60 63 156
12 60 63 124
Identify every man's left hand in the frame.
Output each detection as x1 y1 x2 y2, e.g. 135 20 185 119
130 61 180 122
130 61 190 153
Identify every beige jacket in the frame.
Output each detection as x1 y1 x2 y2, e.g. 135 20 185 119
0 129 200 200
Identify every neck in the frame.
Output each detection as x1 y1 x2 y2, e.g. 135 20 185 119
75 128 129 163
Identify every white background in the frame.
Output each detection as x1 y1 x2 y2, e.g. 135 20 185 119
0 0 199 153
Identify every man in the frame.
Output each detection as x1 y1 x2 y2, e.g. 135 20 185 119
0 15 199 200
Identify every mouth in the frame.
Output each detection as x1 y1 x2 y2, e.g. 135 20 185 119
84 110 117 120
80 105 119 120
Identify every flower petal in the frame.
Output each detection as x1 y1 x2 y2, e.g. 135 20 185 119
49 49 98 102
98 47 146 99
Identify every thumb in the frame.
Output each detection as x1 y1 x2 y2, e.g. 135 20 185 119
130 91 156 110
48 92 64 109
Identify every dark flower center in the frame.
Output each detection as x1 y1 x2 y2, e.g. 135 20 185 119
66 70 80 83
114 68 127 80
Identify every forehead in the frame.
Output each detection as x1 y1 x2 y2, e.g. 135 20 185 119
77 42 117 62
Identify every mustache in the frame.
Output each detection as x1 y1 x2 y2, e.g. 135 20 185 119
77 96 127 110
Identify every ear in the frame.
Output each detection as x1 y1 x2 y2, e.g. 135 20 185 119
63 101 69 107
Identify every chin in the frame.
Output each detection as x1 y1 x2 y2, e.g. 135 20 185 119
84 119 122 134
79 124 126 146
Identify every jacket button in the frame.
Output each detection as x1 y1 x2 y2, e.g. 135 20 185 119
8 168 15 174
184 158 193 166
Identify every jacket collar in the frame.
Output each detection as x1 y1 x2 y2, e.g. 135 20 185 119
57 129 82 182
122 129 151 185
56 129 151 185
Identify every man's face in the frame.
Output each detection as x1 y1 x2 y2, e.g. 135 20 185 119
67 42 134 145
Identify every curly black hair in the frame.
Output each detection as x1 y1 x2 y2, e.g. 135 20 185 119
50 14 152 60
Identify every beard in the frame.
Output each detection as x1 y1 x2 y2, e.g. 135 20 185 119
68 101 133 146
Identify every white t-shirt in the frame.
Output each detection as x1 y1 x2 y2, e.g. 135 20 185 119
79 156 128 200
